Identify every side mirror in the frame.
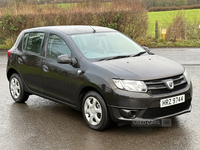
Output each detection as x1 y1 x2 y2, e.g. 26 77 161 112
57 55 77 65
142 46 154 55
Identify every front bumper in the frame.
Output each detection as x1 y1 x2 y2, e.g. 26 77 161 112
107 82 192 122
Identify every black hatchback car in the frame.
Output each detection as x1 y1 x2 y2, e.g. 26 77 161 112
7 26 192 130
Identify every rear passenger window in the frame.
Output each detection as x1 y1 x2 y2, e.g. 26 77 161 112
24 32 45 54
47 34 71 59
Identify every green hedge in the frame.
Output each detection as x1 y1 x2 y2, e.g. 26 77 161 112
0 9 148 45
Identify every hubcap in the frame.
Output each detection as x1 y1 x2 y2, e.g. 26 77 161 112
84 97 102 126
10 78 21 99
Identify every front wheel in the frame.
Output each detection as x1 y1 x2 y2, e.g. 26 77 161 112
9 73 29 103
82 91 111 131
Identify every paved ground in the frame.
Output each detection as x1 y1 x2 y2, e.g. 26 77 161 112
0 48 200 150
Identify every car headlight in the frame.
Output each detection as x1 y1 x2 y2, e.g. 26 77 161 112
183 70 190 84
113 79 147 92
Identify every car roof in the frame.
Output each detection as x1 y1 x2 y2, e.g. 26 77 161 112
23 25 116 35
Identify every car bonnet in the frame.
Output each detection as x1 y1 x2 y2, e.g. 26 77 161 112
93 55 184 80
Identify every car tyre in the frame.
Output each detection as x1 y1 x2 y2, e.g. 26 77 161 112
82 91 111 131
9 73 29 103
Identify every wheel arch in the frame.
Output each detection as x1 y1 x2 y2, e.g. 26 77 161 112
77 86 107 112
7 68 19 81
7 68 30 93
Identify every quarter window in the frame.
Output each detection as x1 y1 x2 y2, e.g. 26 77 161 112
18 39 23 51
23 33 29 50
47 34 71 59
24 32 45 54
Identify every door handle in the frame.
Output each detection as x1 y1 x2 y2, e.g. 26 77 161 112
43 65 49 72
18 58 23 64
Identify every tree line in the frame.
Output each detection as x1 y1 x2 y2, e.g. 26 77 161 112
1 0 200 8
0 0 79 7
141 0 200 9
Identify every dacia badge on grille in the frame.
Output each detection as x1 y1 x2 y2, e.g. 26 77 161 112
165 79 174 90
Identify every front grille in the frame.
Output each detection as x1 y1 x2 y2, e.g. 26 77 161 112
145 74 187 95
143 99 191 119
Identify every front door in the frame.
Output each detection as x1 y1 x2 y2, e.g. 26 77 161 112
42 34 77 105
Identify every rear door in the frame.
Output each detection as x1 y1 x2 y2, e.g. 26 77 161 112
42 34 77 105
17 32 45 94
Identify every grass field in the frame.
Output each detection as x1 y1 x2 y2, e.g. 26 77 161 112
148 9 200 37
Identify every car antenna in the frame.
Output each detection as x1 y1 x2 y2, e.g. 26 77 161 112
90 26 96 33
75 14 96 33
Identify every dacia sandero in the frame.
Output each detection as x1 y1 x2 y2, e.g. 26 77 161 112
7 26 192 130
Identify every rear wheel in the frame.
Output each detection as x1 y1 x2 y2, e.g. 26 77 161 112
9 73 29 103
82 91 111 131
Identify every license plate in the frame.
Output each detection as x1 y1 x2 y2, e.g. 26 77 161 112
160 94 185 108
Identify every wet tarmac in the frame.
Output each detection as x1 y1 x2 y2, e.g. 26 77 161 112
0 48 200 150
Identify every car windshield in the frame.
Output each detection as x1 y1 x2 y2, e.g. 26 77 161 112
70 32 145 60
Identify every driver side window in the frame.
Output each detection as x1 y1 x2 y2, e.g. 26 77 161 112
47 34 71 59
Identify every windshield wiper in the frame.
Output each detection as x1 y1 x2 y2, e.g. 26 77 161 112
98 55 130 61
98 52 147 61
131 51 146 57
